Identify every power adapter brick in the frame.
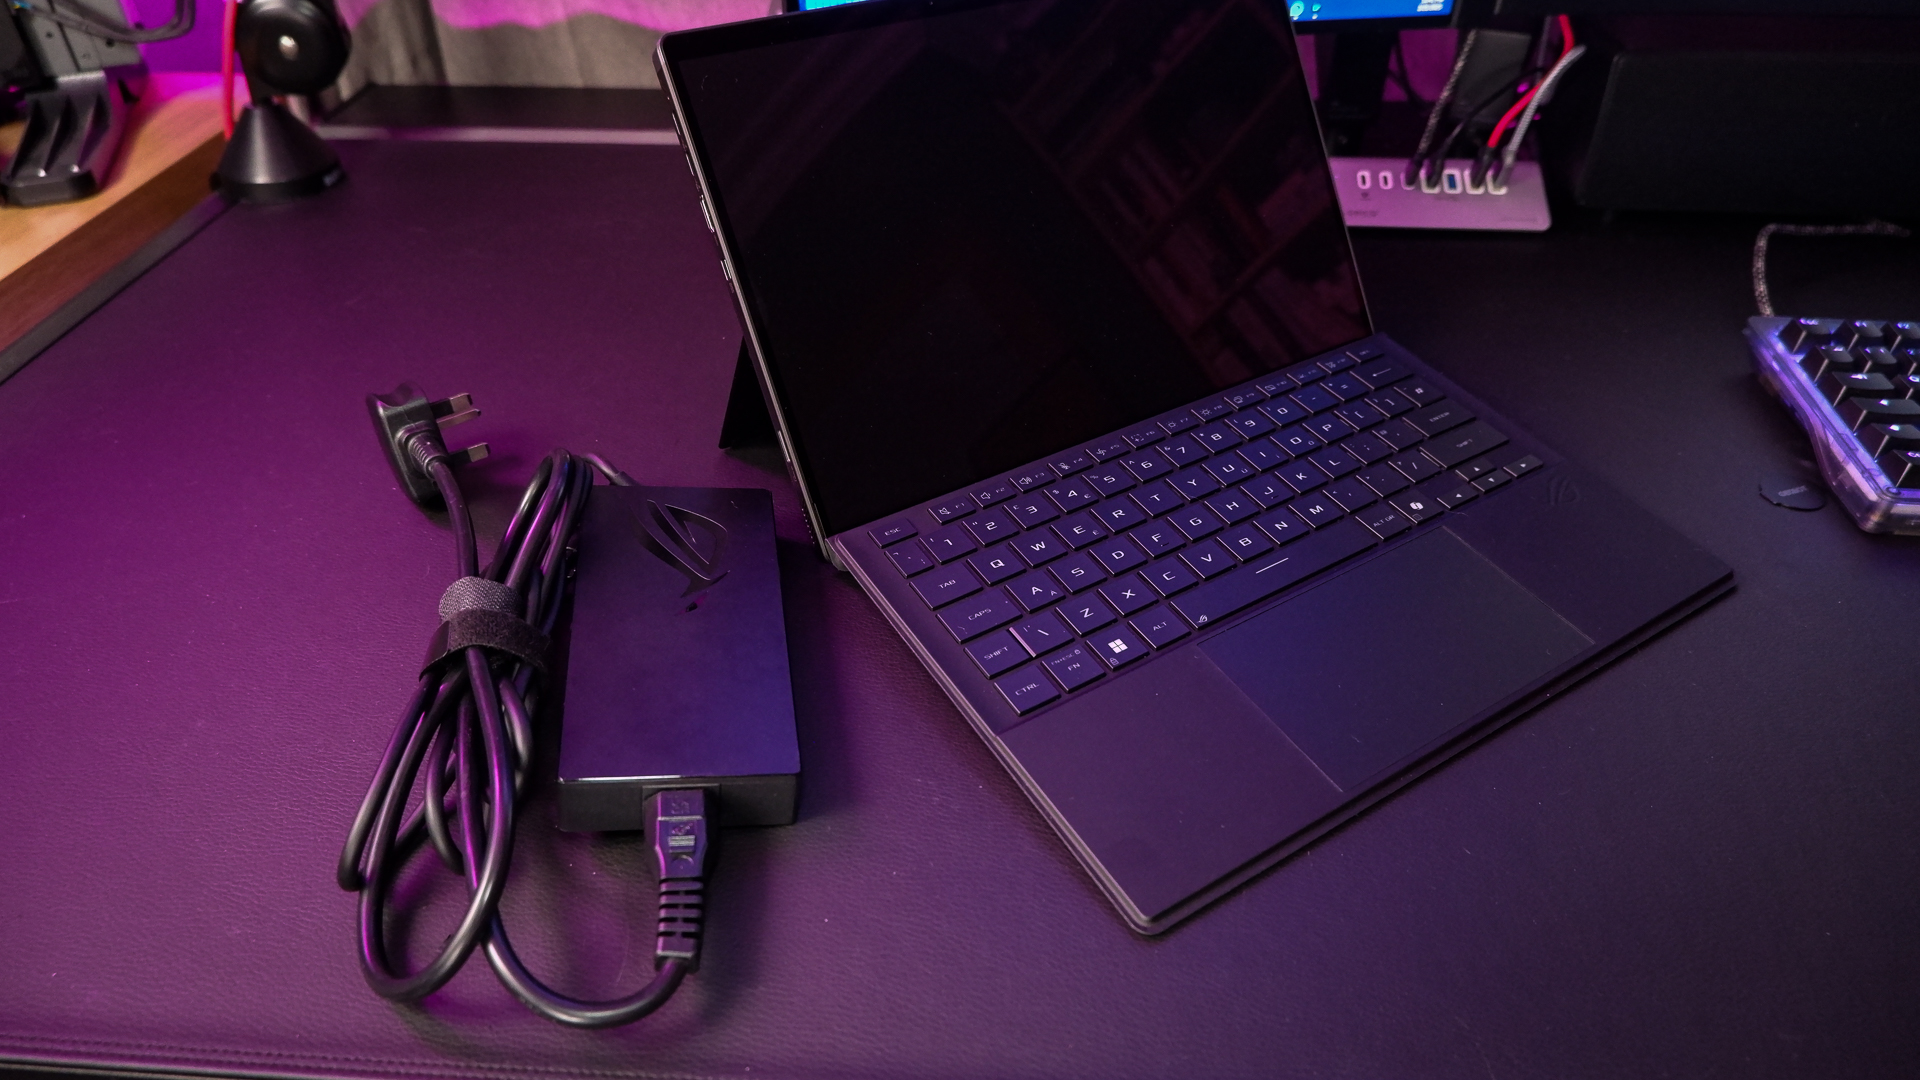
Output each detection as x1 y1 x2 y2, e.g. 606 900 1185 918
558 483 800 831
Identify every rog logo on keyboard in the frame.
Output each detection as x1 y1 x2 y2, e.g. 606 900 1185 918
636 499 730 598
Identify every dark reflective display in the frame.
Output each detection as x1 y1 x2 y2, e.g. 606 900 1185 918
664 0 1369 538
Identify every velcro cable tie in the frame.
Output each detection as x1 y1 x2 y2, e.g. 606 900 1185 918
423 576 548 672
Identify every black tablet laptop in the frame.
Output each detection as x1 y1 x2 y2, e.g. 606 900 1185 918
655 0 1732 933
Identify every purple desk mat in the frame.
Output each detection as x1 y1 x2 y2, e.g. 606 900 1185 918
2 140 1917 1080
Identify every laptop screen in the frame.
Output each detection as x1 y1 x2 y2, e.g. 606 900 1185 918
662 0 1370 539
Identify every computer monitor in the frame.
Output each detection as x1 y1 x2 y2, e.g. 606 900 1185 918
788 0 1455 30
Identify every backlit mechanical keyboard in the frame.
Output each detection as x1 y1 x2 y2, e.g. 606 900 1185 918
1746 317 1920 535
851 337 1547 723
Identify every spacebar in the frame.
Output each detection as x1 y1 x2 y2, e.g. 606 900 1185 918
1170 518 1376 628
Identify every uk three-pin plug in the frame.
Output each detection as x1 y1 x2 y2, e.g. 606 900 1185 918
367 384 489 507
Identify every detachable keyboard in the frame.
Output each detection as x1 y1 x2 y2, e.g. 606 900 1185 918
834 334 1548 726
1746 317 1920 535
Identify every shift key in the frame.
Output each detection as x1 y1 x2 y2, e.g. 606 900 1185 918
1169 518 1376 628
1421 420 1508 469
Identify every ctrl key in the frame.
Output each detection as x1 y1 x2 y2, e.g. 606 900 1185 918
995 663 1061 715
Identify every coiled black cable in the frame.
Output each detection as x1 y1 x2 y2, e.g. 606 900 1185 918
338 429 703 1028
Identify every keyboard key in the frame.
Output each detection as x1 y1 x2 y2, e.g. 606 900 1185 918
1283 358 1327 385
1358 464 1409 497
1158 412 1201 435
870 518 918 547
1048 449 1094 476
1086 437 1131 462
1838 396 1920 430
1043 645 1105 692
1204 490 1260 524
962 506 1019 546
1120 452 1172 482
1779 317 1841 352
1092 498 1149 533
1259 398 1309 427
1012 610 1075 655
1394 378 1443 407
1131 605 1191 648
1862 423 1920 457
1013 530 1067 565
939 588 1022 641
1224 410 1275 439
1159 436 1210 467
1304 414 1354 443
923 522 977 562
1169 518 1376 629
1276 460 1329 494
1804 346 1857 380
1322 371 1371 401
1204 454 1256 485
994 663 1059 715
968 543 1026 585
1052 510 1109 548
1307 446 1361 478
1004 493 1059 528
1045 477 1100 512
1390 451 1443 485
1254 507 1308 546
1405 400 1474 436
1242 475 1293 509
1272 425 1323 457
1848 320 1891 348
968 478 1016 507
1223 387 1269 409
1288 492 1344 527
913 564 982 608
1218 523 1274 561
1083 464 1137 496
1089 625 1150 668
966 629 1027 678
1129 479 1185 515
1192 399 1236 421
1332 401 1385 431
1881 448 1920 487
1341 431 1395 464
1421 420 1509 468
1372 418 1425 450
1090 535 1149 574
1193 420 1243 452
1362 391 1413 418
888 541 934 577
929 495 978 523
1129 520 1187 556
1048 550 1107 592
1143 557 1199 596
1059 594 1118 634
1354 358 1407 387
1323 478 1378 512
1432 480 1480 509
1390 490 1442 523
1473 470 1513 492
1099 573 1158 616
1122 422 1165 447
1236 438 1288 471
1010 465 1057 491
1180 539 1236 578
1008 570 1068 612
1317 352 1357 373
1357 503 1412 539
1253 373 1298 397
1453 456 1498 482
1170 465 1223 500
1291 384 1340 414
1170 504 1226 540
1502 455 1544 479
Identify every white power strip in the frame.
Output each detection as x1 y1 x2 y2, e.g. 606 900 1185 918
1330 156 1551 232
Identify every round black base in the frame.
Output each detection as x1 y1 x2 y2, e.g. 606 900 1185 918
215 164 345 205
213 102 344 204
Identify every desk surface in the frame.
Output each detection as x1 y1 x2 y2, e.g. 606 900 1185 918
1 137 1916 1080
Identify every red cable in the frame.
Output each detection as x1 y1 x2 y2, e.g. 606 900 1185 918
221 0 237 140
1486 14 1574 151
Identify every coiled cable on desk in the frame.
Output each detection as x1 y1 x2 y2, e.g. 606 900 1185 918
337 436 704 1028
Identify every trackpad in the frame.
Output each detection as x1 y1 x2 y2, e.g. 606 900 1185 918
1200 529 1592 790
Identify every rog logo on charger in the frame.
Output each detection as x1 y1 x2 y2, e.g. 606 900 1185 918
635 499 730 597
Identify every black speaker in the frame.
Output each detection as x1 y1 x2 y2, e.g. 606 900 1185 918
214 0 352 203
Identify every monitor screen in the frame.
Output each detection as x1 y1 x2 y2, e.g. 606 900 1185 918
667 0 1371 538
795 0 1454 20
